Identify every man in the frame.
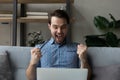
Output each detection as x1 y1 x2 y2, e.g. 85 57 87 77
26 9 91 80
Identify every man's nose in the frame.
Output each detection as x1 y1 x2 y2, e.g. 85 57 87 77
57 28 62 33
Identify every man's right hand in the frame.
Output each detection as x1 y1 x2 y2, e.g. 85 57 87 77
30 48 42 66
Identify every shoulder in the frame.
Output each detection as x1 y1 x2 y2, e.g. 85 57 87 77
35 40 49 49
67 42 79 46
66 42 79 49
35 44 42 48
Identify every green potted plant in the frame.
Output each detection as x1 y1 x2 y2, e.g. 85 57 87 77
85 14 120 47
27 31 45 47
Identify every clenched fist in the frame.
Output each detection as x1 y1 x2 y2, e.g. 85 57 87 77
30 48 42 66
77 44 87 61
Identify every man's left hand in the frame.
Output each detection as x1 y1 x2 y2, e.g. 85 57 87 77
77 44 87 61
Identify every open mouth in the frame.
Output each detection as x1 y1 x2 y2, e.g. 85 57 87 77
55 34 64 41
56 34 63 38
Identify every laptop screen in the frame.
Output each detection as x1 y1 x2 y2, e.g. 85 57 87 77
37 68 88 80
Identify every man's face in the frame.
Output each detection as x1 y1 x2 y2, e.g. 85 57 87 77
48 16 68 44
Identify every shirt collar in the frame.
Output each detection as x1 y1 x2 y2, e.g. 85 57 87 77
49 37 67 46
49 37 55 44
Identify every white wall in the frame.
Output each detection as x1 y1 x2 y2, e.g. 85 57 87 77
72 0 120 43
0 0 120 45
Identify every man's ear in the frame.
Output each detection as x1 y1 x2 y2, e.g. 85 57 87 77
48 23 51 29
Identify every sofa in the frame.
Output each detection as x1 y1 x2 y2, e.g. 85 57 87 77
87 47 120 80
0 46 120 80
0 46 32 80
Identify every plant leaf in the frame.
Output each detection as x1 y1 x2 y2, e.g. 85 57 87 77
85 35 108 47
94 16 110 30
105 32 119 47
115 20 120 28
109 21 116 29
109 13 116 22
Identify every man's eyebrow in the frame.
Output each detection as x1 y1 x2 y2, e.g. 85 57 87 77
62 23 67 25
52 23 67 27
52 24 58 26
61 24 68 26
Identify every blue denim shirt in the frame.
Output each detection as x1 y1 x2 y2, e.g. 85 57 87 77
35 38 80 68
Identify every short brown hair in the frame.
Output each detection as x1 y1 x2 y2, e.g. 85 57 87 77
48 9 70 24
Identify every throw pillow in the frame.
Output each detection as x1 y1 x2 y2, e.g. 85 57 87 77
0 51 12 80
92 64 120 80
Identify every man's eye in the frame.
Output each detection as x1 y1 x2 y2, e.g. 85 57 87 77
61 25 67 29
53 25 58 29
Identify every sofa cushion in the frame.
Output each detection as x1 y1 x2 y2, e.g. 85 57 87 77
87 47 120 68
14 69 27 80
0 51 13 80
92 64 120 80
5 46 31 69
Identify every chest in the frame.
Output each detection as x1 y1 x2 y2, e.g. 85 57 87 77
40 44 78 67
41 44 77 59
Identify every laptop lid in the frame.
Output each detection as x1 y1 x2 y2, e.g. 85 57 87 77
37 68 88 80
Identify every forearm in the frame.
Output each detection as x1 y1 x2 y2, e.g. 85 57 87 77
80 59 92 80
26 63 36 80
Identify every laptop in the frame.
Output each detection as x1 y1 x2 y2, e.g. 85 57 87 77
37 68 88 80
